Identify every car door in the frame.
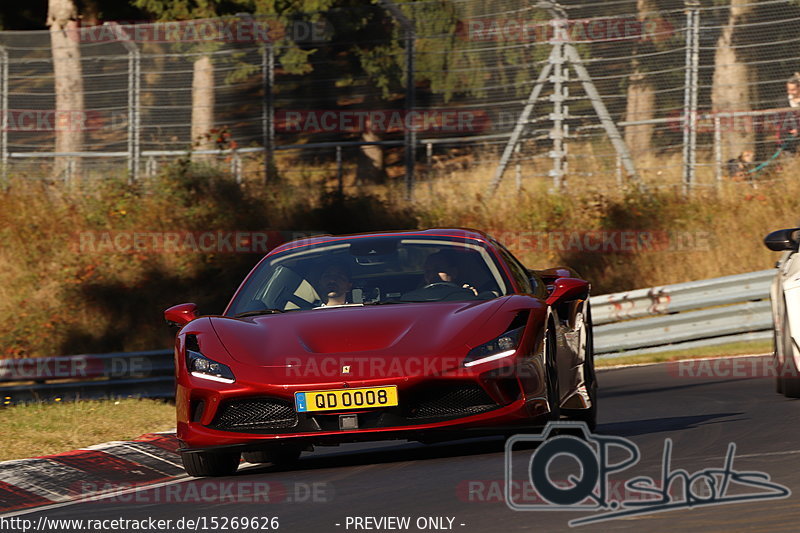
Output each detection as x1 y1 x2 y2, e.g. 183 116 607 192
778 251 800 371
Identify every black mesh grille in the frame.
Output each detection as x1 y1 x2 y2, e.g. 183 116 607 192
211 398 298 430
407 384 498 419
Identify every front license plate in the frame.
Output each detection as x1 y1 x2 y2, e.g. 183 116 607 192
295 386 398 413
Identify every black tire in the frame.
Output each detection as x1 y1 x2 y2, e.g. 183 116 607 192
570 304 597 432
181 451 240 477
242 446 302 466
781 307 800 398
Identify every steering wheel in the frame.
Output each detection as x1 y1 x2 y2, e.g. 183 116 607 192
422 281 460 290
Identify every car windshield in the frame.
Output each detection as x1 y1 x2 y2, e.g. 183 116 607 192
226 236 510 315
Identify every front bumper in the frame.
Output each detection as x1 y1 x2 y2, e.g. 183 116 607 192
176 364 550 452
178 398 544 454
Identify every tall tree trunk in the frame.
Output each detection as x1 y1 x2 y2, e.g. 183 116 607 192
712 0 755 163
47 0 84 180
624 0 656 158
625 70 655 157
356 126 386 184
191 54 215 159
356 92 386 184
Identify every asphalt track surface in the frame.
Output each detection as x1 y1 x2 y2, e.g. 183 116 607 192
17 357 800 532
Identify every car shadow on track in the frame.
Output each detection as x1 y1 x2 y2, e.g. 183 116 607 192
235 437 510 476
598 412 745 438
598 378 766 399
232 412 743 476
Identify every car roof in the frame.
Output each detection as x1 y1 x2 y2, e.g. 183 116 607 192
269 228 495 255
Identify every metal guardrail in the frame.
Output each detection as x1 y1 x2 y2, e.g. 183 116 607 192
0 350 174 403
0 269 777 402
590 269 775 357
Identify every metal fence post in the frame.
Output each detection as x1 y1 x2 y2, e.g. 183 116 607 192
0 45 7 187
380 0 415 201
682 1 700 196
549 18 567 191
110 23 140 182
263 44 275 185
405 26 416 201
132 44 140 181
336 145 343 194
714 113 723 187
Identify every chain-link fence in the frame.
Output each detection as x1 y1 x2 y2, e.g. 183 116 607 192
1 1 800 195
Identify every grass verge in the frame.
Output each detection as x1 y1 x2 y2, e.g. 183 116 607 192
0 399 175 462
595 340 773 368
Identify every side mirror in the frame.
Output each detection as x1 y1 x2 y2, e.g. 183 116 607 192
764 228 800 252
546 278 590 306
164 303 199 328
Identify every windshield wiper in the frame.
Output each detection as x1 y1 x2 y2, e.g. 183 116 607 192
233 309 284 318
312 303 365 309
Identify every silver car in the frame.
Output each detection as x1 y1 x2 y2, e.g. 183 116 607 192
765 228 800 397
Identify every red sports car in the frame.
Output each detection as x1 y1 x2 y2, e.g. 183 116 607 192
165 229 596 477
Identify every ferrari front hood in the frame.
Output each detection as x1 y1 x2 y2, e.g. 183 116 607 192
209 299 507 373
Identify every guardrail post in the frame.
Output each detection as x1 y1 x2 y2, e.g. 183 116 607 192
66 158 75 187
425 141 432 169
426 142 433 195
231 151 242 184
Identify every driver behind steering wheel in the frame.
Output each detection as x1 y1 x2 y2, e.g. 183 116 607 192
423 251 478 295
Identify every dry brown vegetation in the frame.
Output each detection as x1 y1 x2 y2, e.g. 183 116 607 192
0 150 797 358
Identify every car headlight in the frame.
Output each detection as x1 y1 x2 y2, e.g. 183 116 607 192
187 349 236 383
463 326 525 367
